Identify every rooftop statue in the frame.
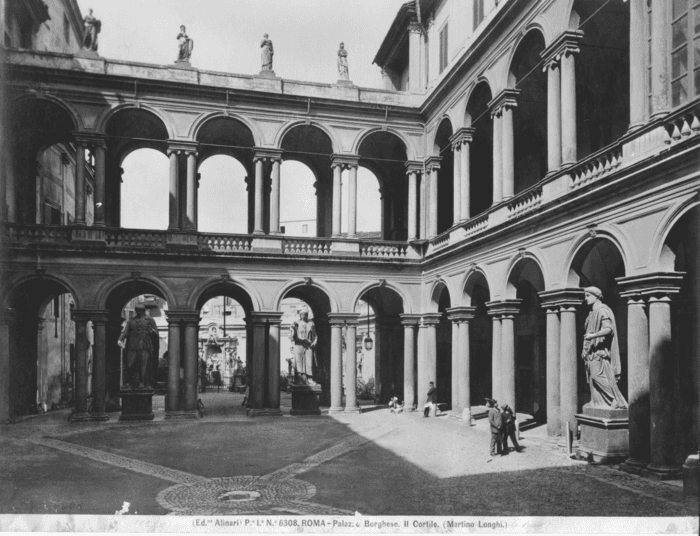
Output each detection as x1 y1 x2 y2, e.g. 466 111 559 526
337 42 349 80
82 9 101 52
260 34 274 71
176 25 194 63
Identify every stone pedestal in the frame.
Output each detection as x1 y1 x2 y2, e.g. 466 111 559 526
682 454 699 496
289 385 321 416
575 405 629 464
257 70 277 78
172 60 193 69
119 389 155 422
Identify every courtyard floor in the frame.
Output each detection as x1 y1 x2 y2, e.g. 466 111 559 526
0 392 697 518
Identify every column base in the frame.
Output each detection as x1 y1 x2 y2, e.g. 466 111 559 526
247 408 283 417
88 412 109 422
642 464 683 481
682 454 699 496
328 406 345 414
619 457 649 475
69 412 92 423
344 405 361 414
165 410 199 419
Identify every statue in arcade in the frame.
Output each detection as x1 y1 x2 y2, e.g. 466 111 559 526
118 303 158 389
260 33 274 71
337 42 349 80
176 25 194 63
82 8 101 52
289 306 317 385
581 286 628 409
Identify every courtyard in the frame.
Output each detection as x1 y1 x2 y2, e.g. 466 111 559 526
1 392 697 519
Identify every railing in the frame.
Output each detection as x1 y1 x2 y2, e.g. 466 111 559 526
360 241 408 258
282 237 332 255
664 101 700 147
198 234 252 252
462 214 489 238
570 144 623 191
507 186 543 219
430 233 450 252
3 223 71 244
106 229 167 248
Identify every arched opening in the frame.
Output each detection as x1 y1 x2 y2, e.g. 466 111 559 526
430 283 452 409
280 126 334 237
506 259 546 421
568 238 627 409
9 99 76 224
356 286 405 404
572 0 630 159
357 132 408 240
196 117 256 234
463 272 492 407
509 30 547 193
6 279 78 418
198 155 249 234
277 285 333 406
105 109 168 228
279 160 317 237
465 83 494 217
660 206 699 466
433 119 454 235
120 149 169 230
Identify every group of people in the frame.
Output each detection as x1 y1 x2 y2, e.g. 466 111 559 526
487 398 523 456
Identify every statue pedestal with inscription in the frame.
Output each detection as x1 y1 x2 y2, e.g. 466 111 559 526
575 404 629 464
289 385 321 416
119 389 155 422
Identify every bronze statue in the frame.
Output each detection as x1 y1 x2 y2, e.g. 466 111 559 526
82 9 101 52
118 304 158 389
176 25 193 63
582 286 628 409
260 34 274 71
289 306 316 385
337 42 349 80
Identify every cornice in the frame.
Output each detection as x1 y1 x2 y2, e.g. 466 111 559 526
253 148 284 162
405 160 423 174
488 89 520 117
538 289 585 308
425 156 442 171
616 272 686 298
331 154 360 168
449 127 475 148
167 140 199 155
249 311 284 324
328 312 361 325
486 299 522 316
541 30 584 69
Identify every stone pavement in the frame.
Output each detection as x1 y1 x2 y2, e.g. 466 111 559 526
0 392 697 518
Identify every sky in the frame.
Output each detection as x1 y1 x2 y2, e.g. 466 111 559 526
79 0 405 232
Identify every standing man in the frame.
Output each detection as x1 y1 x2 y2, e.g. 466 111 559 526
487 398 503 456
423 381 437 417
501 404 523 454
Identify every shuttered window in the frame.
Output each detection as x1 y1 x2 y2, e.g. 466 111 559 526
439 23 449 73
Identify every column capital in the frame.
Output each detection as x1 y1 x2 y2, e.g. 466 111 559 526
486 300 521 317
249 311 284 324
167 140 199 156
616 272 686 299
424 156 442 172
166 310 201 324
538 288 585 309
70 309 93 323
399 313 422 326
446 306 476 322
328 312 361 326
253 147 284 163
87 309 111 324
407 21 423 35
420 312 443 326
540 30 584 70
450 127 475 148
405 161 423 175
73 131 107 148
330 154 360 169
488 89 520 118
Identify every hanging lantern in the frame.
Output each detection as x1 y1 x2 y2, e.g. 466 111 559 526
363 302 373 351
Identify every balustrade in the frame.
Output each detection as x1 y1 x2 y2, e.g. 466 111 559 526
282 237 332 255
360 241 408 258
569 144 622 191
507 186 543 219
198 234 252 252
106 229 167 249
663 102 700 147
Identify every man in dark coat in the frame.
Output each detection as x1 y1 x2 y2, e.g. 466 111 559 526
423 381 437 417
487 398 503 456
118 304 157 388
501 404 523 454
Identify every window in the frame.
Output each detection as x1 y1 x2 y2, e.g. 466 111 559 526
280 225 286 234
439 23 449 73
63 14 70 44
474 0 485 31
670 0 700 107
302 224 308 233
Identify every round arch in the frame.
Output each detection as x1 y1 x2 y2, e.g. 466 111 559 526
350 280 413 314
12 94 82 132
504 28 547 88
273 279 340 313
503 250 549 299
464 79 494 125
460 266 492 306
561 228 632 287
431 116 455 156
352 127 416 160
651 197 700 272
96 103 175 139
189 111 263 147
95 274 177 310
274 120 340 154
2 273 85 310
428 279 452 312
187 277 262 313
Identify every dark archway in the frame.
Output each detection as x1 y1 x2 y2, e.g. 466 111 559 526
465 82 494 217
433 285 452 409
463 272 492 406
433 119 454 235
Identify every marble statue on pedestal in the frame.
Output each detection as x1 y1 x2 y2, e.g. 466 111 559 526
260 34 274 71
82 9 101 52
582 286 628 409
118 304 158 389
337 43 349 80
176 26 194 63
289 306 317 385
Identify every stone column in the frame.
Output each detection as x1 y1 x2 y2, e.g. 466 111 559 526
491 110 502 204
344 316 360 413
487 305 502 402
90 311 109 421
406 163 419 241
348 164 358 238
71 310 90 422
167 149 179 230
265 313 284 413
419 171 427 239
0 310 14 423
561 47 579 165
74 142 86 225
545 59 562 172
253 157 264 234
628 0 646 129
643 276 684 479
449 313 460 411
270 158 281 234
488 301 521 410
400 314 420 411
425 158 440 238
328 316 345 413
165 312 182 416
408 22 422 93
617 280 651 473
459 132 473 221
250 314 267 410
332 164 342 237
185 150 198 230
183 314 200 415
541 297 562 436
452 143 461 224
447 307 476 418
558 290 583 434
650 0 669 117
420 313 442 402
501 104 516 200
93 143 106 227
